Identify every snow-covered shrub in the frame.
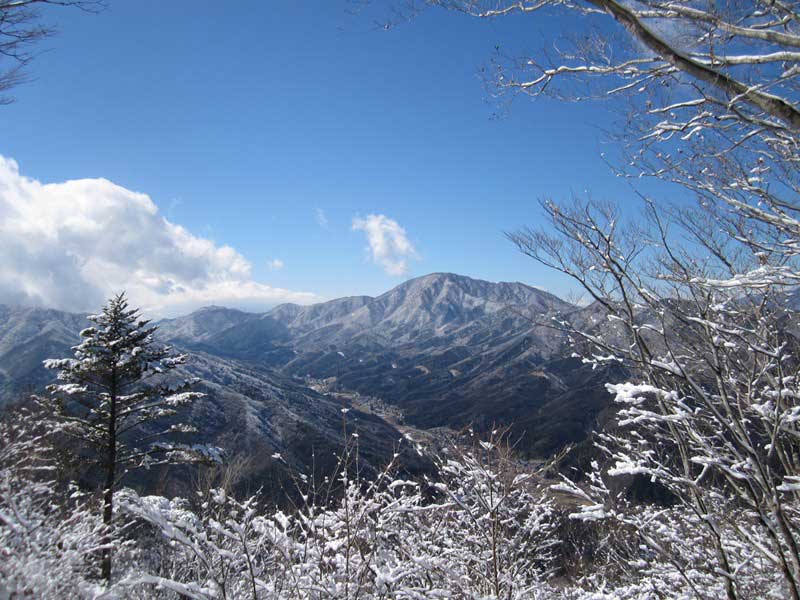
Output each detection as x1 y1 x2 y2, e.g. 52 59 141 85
520 199 800 598
424 432 559 598
119 432 560 599
0 408 106 598
556 481 789 599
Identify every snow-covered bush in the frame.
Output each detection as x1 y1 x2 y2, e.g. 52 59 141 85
557 471 789 599
119 432 560 599
518 198 800 599
425 432 559 598
0 408 106 598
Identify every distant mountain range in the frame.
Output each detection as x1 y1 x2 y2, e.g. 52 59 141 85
0 273 622 489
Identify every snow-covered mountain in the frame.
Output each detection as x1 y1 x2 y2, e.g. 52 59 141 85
0 273 618 467
270 272 571 346
0 305 425 495
157 305 256 345
0 305 89 404
152 273 613 457
171 273 572 354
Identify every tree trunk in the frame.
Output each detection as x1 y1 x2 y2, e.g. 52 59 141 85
101 382 117 582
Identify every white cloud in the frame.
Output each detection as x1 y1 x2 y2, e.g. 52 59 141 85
352 214 419 276
268 258 284 270
315 207 329 229
0 156 319 316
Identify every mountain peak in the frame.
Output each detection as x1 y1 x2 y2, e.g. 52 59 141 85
192 305 251 315
378 272 569 314
157 305 257 343
404 272 557 297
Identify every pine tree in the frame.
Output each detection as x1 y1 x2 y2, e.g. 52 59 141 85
44 292 214 582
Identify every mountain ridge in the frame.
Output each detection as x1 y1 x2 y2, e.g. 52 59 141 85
0 272 611 470
151 273 601 457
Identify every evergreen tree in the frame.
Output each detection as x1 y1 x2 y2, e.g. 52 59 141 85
44 292 213 582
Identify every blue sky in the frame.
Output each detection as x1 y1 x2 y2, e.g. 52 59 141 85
1 1 667 314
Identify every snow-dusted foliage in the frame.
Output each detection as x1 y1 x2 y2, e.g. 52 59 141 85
517 198 800 599
0 408 106 598
555 467 790 598
118 433 560 599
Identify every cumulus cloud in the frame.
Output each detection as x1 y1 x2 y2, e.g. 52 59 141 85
352 214 419 276
267 258 284 270
0 156 318 316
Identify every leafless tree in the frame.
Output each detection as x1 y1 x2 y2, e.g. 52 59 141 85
386 1 799 229
0 0 103 104
513 197 800 599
